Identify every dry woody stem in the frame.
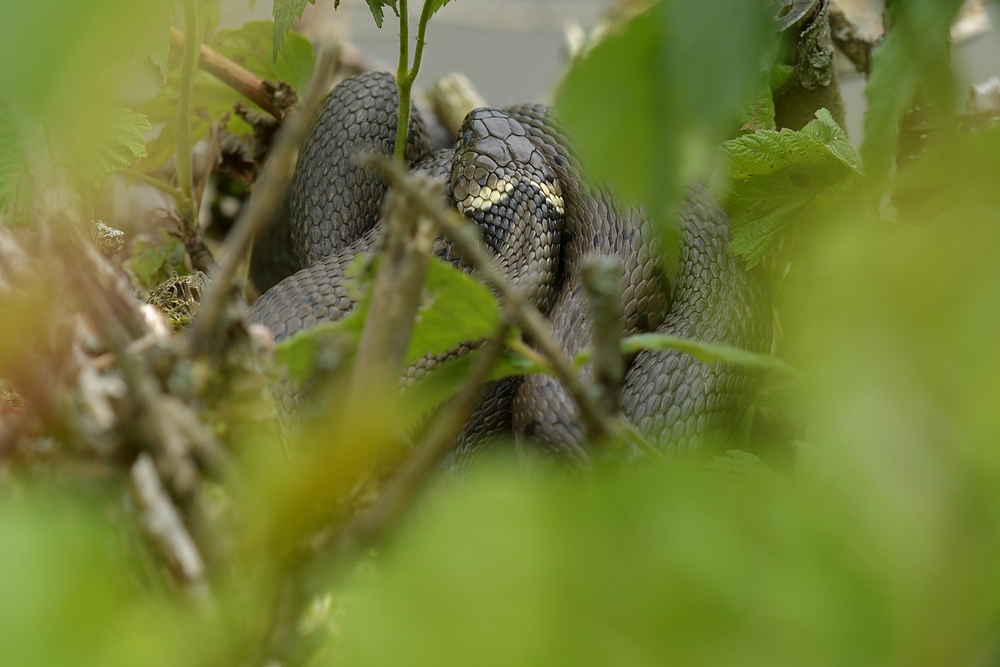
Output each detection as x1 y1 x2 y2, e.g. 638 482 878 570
169 26 294 120
130 453 209 596
581 256 624 422
368 155 621 445
189 46 339 354
348 183 436 398
329 325 509 562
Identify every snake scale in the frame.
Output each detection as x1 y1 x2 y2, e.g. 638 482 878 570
247 71 772 460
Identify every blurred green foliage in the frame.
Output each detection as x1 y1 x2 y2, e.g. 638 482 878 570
723 109 861 264
141 20 315 169
3 0 1000 666
556 0 774 248
127 229 189 292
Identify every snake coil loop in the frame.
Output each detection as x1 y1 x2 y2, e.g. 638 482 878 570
248 71 771 460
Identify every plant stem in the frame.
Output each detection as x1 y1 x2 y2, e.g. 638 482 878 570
367 155 622 445
393 0 411 161
175 0 200 218
189 47 340 355
121 168 185 204
326 324 510 563
393 0 436 161
409 0 434 87
169 26 287 119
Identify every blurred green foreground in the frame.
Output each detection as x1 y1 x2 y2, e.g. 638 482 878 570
3 0 1000 666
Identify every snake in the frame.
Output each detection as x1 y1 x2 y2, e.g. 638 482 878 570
247 71 772 460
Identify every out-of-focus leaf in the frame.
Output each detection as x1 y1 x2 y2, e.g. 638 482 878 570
401 347 549 421
572 332 799 377
893 125 1000 223
333 458 921 667
84 108 150 184
0 492 228 667
275 257 503 383
130 0 174 83
128 230 187 291
556 0 774 242
273 0 315 59
0 0 174 114
141 21 315 170
275 318 364 384
213 20 316 88
0 102 37 226
405 258 502 365
722 110 860 264
861 0 964 198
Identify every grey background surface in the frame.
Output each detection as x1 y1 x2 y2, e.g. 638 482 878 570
216 0 1000 147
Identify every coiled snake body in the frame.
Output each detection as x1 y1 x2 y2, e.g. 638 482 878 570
248 71 771 460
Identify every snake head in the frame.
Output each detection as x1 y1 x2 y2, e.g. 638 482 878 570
451 109 565 254
450 108 567 312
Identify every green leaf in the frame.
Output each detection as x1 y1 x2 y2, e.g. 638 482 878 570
214 20 316 88
275 321 360 384
425 0 451 19
722 110 860 264
85 109 150 184
405 258 503 365
141 20 315 170
401 347 549 423
575 332 800 377
801 109 860 172
339 0 399 28
130 0 174 83
334 460 911 667
273 0 315 60
0 100 36 225
276 257 503 384
556 0 774 243
127 229 187 291
736 88 777 134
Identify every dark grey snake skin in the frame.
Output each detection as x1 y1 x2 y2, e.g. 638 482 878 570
248 71 771 459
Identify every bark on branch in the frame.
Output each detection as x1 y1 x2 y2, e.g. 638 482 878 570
170 26 298 120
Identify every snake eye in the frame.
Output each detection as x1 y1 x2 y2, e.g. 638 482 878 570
461 127 475 147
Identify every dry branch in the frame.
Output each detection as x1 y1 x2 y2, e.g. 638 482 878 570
189 46 339 355
367 155 621 445
581 256 624 425
329 325 509 562
348 182 436 399
130 453 209 596
170 26 296 120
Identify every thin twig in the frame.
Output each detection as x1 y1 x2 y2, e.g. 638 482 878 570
189 46 339 354
193 115 224 217
509 338 554 372
829 4 876 76
121 168 185 204
328 324 509 562
170 26 289 119
427 73 488 136
581 256 623 424
175 0 200 215
623 421 667 462
130 453 210 597
367 155 619 444
348 181 436 397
